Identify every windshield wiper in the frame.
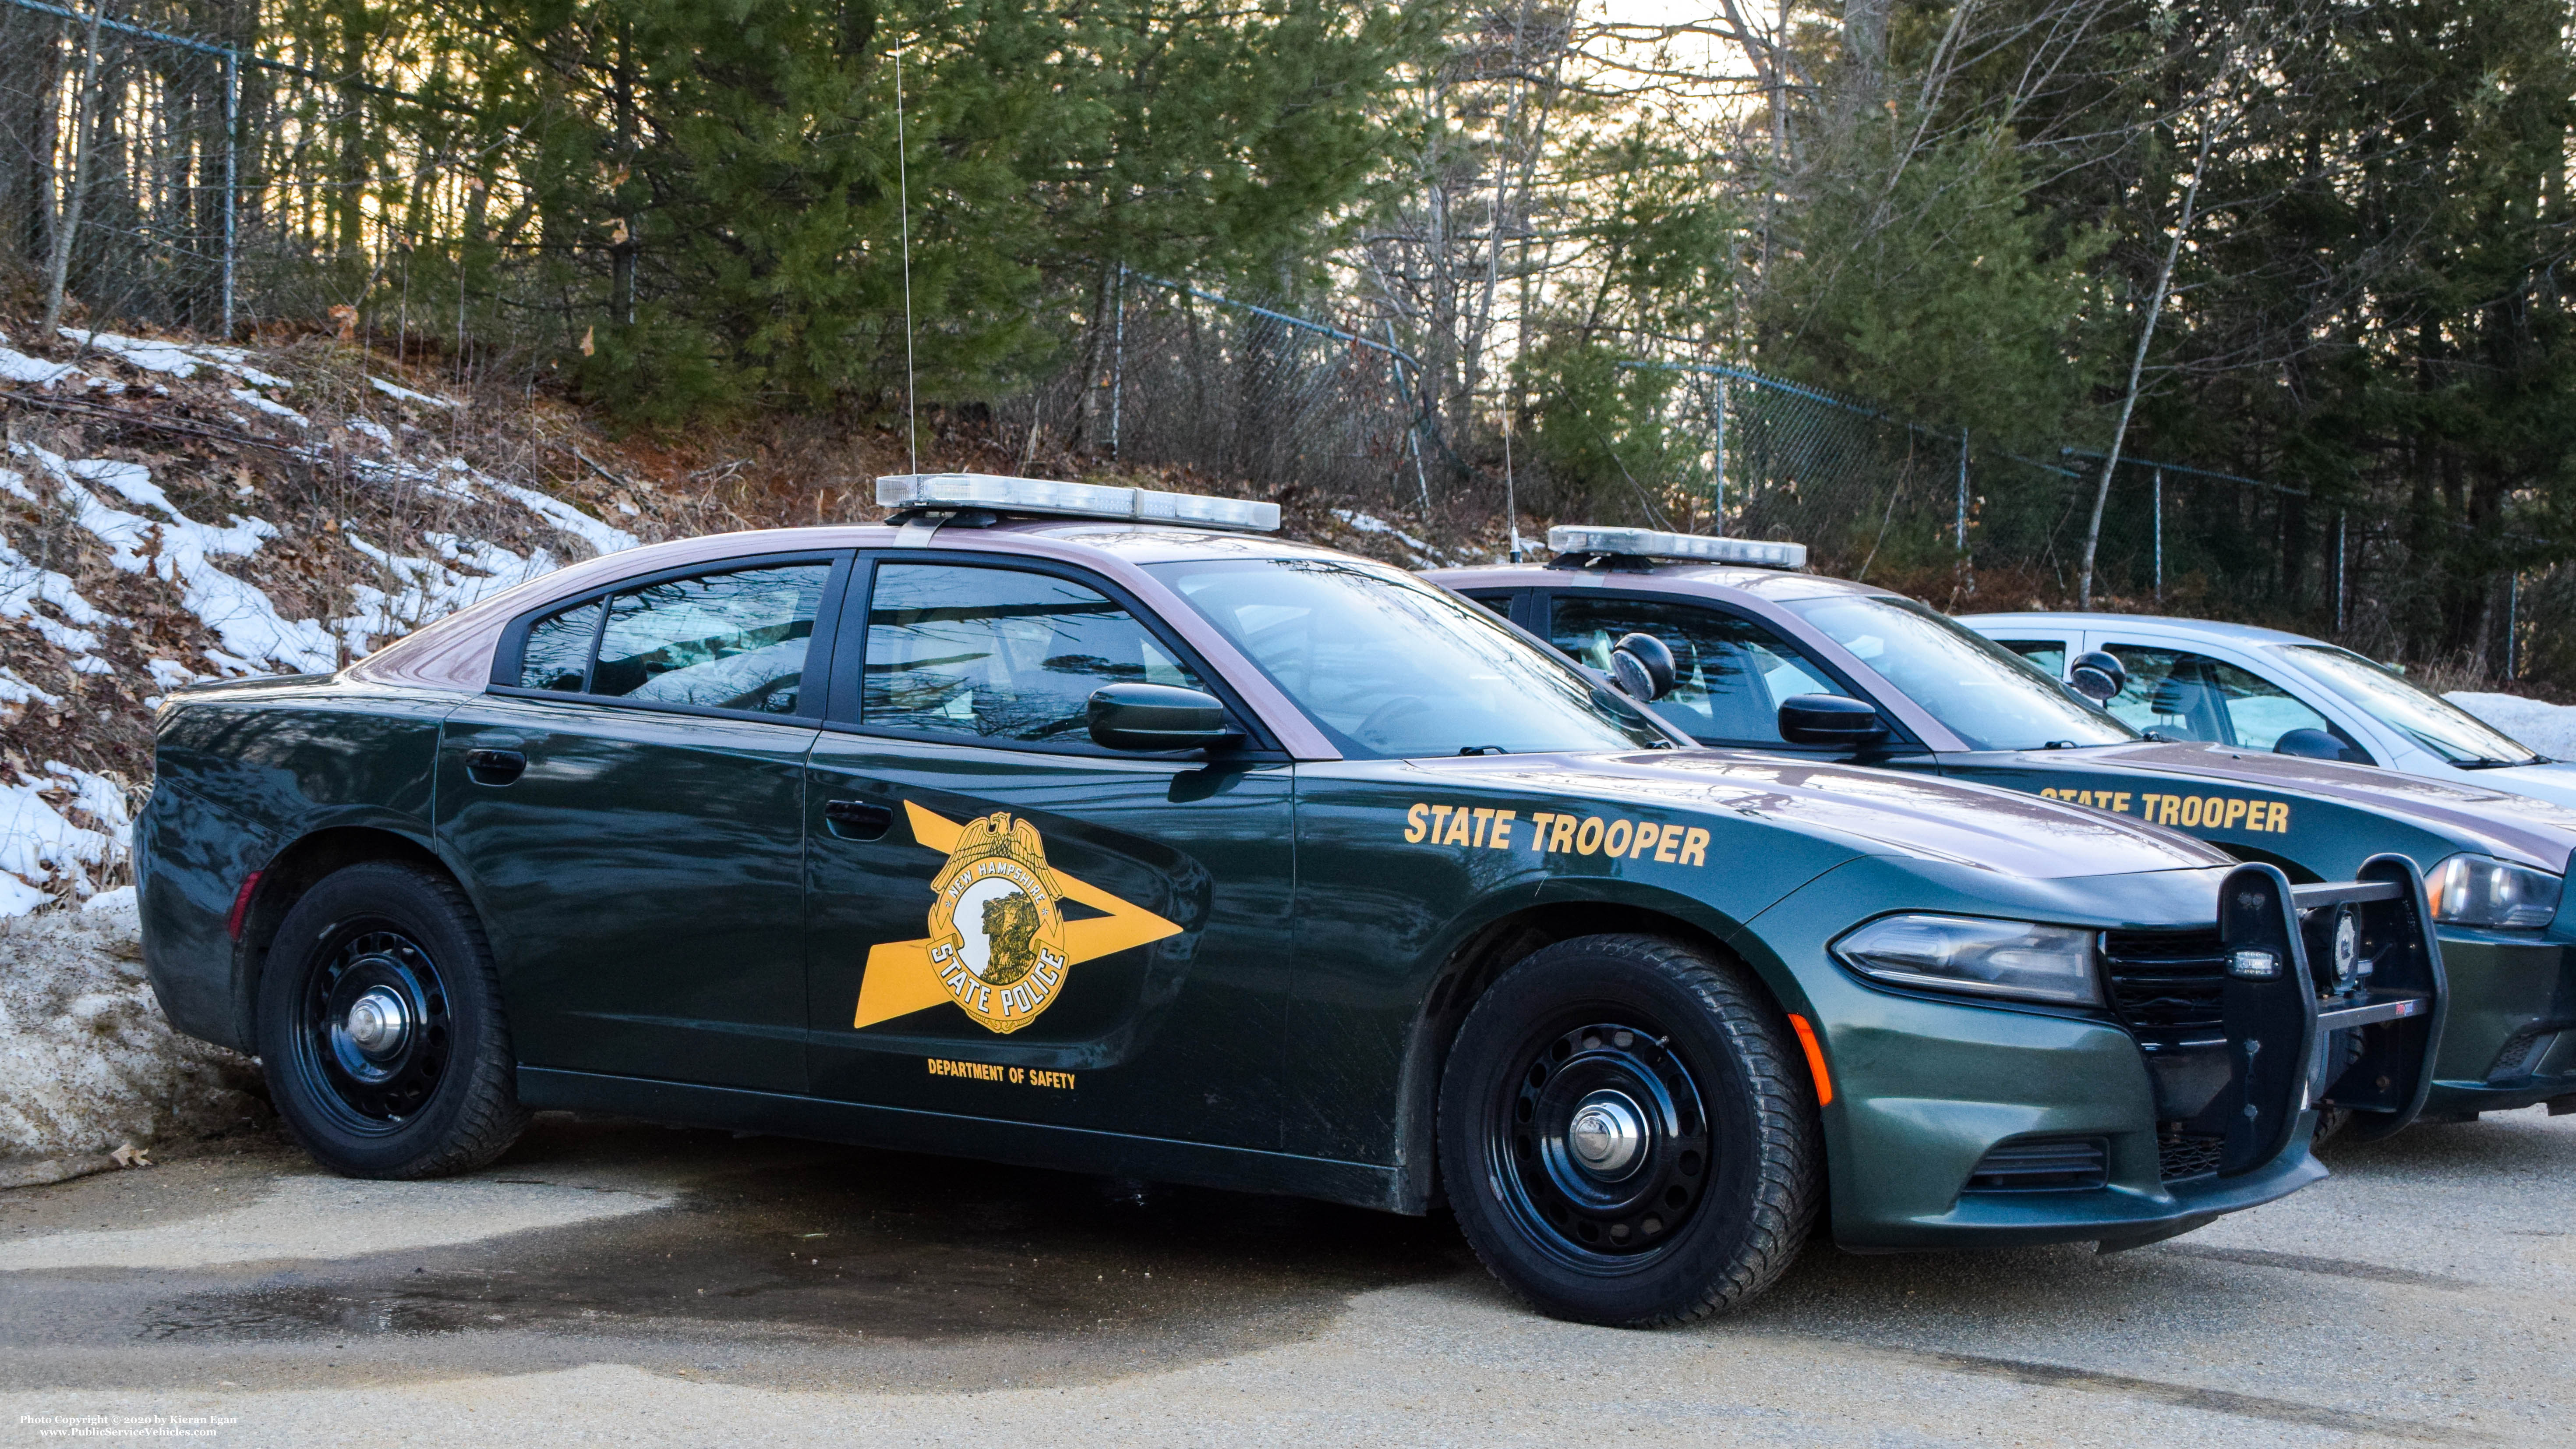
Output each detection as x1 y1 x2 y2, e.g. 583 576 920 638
2452 756 2545 769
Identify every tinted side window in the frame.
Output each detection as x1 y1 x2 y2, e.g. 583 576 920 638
590 564 829 715
2101 645 2225 742
1549 595 1848 745
2103 643 2337 750
1996 640 2066 678
519 600 600 691
865 564 1205 744
2207 657 2339 750
1464 591 1516 620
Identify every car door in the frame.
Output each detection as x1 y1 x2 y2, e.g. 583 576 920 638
802 553 1297 1151
437 551 848 1091
1533 591 1883 749
2095 639 2373 760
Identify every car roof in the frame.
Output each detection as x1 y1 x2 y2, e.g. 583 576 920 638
350 514 1350 693
1956 612 2330 648
1430 560 1899 603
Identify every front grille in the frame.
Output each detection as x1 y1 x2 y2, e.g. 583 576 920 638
1964 1137 2108 1193
2101 928 2230 1034
2158 1131 2226 1182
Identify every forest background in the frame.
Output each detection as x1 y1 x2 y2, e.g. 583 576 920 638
5 0 2576 687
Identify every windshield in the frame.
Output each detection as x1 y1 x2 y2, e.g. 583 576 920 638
2281 645 2544 765
1146 556 1671 758
1780 594 2135 751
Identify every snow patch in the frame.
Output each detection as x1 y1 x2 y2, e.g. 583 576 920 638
0 668 64 712
1332 508 1446 566
340 530 558 656
17 444 337 675
1 537 114 660
0 772 116 911
58 328 290 390
0 890 269 1169
2448 692 2576 761
370 376 460 409
60 328 206 378
143 659 201 694
481 477 637 558
229 387 308 427
346 417 395 448
0 342 77 387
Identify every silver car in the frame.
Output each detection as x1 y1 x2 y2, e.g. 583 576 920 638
1958 612 2576 810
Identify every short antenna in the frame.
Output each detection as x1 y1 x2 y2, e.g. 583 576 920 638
894 42 919 478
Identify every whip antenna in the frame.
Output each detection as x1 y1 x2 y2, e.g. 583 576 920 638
894 43 918 477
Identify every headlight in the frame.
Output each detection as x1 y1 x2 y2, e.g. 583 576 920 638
2424 854 2561 929
1831 914 2102 1006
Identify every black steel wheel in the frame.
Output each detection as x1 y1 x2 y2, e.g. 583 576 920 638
257 860 527 1178
1439 934 1819 1326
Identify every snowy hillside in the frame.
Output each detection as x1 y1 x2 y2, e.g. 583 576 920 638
3 325 646 915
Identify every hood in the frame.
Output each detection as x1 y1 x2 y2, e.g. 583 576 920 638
2015 741 2576 872
1406 749 2232 881
2432 760 2576 815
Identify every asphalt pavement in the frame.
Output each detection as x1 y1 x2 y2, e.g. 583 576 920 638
1 1106 2568 1446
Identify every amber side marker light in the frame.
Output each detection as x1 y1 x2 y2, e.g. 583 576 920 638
226 871 262 941
1787 1013 1834 1106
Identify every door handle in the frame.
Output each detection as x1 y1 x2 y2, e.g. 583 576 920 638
823 799 894 840
465 748 527 786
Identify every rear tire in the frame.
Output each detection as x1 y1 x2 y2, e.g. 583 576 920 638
256 861 528 1178
1437 933 1820 1327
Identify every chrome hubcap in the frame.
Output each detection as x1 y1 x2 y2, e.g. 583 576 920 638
1567 1090 1647 1179
343 986 411 1058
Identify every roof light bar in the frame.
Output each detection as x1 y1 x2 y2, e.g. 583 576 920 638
877 473 1280 532
1545 525 1807 570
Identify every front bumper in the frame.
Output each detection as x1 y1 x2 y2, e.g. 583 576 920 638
1752 857 2442 1251
2424 929 2576 1116
1865 1117 2329 1251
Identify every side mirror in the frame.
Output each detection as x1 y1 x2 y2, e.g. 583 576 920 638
2068 649 2127 703
1778 694 1889 747
1088 683 1236 751
2274 727 2372 765
1610 632 1679 701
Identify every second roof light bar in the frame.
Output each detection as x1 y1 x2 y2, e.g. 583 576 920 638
1546 525 1808 571
879 473 1282 533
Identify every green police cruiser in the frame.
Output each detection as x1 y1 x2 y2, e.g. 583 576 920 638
1434 526 2576 1131
135 476 2441 1326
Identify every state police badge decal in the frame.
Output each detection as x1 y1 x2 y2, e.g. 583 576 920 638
853 803 1184 1035
926 813 1070 1033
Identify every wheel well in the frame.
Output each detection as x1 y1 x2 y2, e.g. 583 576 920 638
232 827 454 1047
1392 903 1770 1215
2214 842 2323 883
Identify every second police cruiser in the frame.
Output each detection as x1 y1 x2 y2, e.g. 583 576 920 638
1435 526 2576 1130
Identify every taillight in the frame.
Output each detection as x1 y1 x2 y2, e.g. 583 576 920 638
226 871 262 940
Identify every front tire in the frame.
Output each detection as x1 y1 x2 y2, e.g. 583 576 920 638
256 861 528 1178
1437 933 1820 1326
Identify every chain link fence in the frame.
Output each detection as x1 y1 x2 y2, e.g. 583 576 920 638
2 0 244 333
1 0 486 353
